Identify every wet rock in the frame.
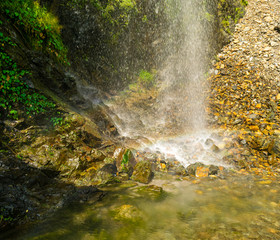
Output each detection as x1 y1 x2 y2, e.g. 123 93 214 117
187 162 205 176
211 144 220 153
205 138 214 146
95 164 117 184
112 204 143 222
131 161 153 184
64 186 103 204
116 172 130 181
174 165 188 176
209 165 220 175
64 113 85 128
195 166 209 178
103 157 115 165
268 154 277 165
90 149 106 162
134 185 165 201
272 139 280 156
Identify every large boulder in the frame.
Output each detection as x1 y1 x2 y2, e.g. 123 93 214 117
131 160 153 184
95 164 118 184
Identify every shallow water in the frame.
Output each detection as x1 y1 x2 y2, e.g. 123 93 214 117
7 174 280 240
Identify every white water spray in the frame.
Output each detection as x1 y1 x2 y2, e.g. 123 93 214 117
106 0 226 166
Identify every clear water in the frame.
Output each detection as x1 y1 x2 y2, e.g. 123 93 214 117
7 175 280 240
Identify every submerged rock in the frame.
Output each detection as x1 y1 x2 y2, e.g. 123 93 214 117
134 185 166 201
112 204 143 222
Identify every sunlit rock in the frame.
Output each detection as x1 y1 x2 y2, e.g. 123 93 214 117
131 161 153 184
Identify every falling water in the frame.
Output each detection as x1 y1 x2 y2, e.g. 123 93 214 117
157 0 207 133
106 0 225 167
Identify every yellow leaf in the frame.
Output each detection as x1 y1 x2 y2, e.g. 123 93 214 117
256 103 261 109
249 125 259 131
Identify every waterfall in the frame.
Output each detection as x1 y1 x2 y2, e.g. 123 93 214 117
105 0 226 167
157 0 208 133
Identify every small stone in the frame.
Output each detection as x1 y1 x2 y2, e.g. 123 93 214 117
211 144 220 153
271 41 278 47
268 154 277 165
205 138 214 146
195 166 209 178
249 125 259 131
248 113 257 120
263 47 272 51
264 16 273 23
209 165 219 175
233 119 242 125
187 162 204 176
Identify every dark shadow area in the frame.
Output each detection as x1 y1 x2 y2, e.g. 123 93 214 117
0 121 106 239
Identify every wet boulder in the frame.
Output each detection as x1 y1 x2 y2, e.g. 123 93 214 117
131 160 153 184
209 165 220 175
95 164 118 184
186 162 205 176
174 164 188 176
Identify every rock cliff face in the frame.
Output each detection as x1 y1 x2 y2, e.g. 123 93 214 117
1 0 246 109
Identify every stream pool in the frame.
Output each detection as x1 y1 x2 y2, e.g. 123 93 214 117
6 174 280 240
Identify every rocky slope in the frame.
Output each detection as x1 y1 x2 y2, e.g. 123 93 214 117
208 0 280 174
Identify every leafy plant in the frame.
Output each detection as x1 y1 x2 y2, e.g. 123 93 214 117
0 29 56 119
121 149 132 172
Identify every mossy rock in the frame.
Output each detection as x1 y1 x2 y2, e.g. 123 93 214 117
131 160 153 184
112 204 143 223
134 185 166 201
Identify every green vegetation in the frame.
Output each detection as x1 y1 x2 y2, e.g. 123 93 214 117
68 0 138 27
138 70 156 87
0 0 68 63
218 0 248 35
0 207 15 225
0 29 56 119
67 0 144 44
0 1 70 122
